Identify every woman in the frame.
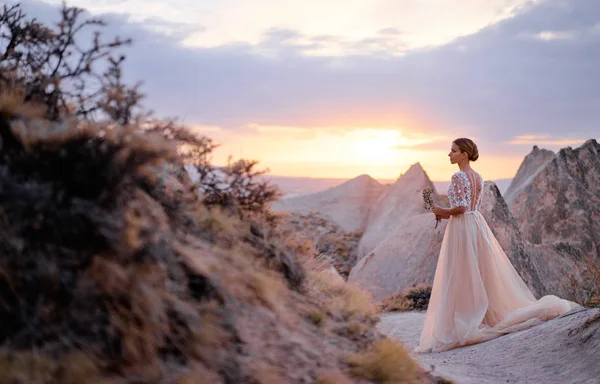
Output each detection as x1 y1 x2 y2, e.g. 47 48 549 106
415 138 579 353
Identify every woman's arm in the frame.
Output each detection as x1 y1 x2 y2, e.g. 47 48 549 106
434 173 469 218
432 205 467 217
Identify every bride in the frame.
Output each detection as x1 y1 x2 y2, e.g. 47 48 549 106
415 138 580 353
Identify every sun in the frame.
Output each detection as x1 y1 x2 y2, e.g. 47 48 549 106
350 128 421 165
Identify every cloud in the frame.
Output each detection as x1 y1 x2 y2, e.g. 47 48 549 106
533 30 578 40
378 28 403 36
392 132 458 152
10 0 600 149
140 17 205 40
506 134 588 146
41 0 537 52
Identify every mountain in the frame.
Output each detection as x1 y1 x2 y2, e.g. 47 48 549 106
356 163 437 257
504 145 555 208
508 140 600 250
349 182 548 300
349 213 447 300
270 174 387 233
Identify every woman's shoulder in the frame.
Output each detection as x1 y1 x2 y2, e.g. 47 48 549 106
451 171 467 182
451 170 484 180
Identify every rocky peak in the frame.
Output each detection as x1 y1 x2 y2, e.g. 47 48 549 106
504 145 555 207
509 139 600 254
357 163 437 257
349 181 548 300
271 174 386 233
478 181 545 296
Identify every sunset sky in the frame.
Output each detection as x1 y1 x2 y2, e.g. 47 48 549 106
22 0 600 180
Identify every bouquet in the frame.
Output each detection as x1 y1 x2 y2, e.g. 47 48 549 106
422 188 441 229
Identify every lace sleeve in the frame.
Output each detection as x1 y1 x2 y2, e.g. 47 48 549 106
448 173 469 208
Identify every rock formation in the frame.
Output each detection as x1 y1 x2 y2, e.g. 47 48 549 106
350 182 549 300
271 174 386 233
349 213 447 300
0 100 445 384
504 139 600 302
350 169 598 303
478 182 545 297
508 139 600 251
276 211 363 277
379 308 600 384
357 163 437 257
504 145 555 208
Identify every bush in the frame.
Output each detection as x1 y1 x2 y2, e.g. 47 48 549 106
276 212 362 278
0 4 449 383
346 339 422 383
380 285 432 312
1 2 282 219
0 3 138 122
0 103 306 382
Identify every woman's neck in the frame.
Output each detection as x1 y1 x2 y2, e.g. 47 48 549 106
458 161 471 172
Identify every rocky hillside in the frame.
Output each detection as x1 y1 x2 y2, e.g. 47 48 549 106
504 145 555 208
349 213 447 300
477 182 546 298
349 182 551 300
504 140 600 302
350 178 597 303
508 140 600 249
379 308 600 384
274 211 363 278
0 99 448 384
271 174 386 233
357 163 438 257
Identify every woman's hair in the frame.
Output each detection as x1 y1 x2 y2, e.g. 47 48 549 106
453 138 479 162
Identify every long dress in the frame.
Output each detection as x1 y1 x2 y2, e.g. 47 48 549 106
415 170 580 353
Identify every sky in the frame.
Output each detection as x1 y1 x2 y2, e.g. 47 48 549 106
13 0 600 181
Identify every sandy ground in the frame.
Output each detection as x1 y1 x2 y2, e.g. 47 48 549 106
378 308 600 384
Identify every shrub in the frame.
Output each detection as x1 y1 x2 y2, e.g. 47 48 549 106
0 3 136 122
346 339 422 383
380 285 432 312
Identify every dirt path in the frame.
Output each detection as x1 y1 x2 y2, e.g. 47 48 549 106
377 308 600 384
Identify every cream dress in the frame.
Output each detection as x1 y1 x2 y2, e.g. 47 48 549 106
415 170 579 353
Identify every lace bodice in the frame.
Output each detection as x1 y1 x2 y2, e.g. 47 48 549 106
447 170 484 212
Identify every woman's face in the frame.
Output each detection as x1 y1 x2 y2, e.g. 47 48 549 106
448 142 466 164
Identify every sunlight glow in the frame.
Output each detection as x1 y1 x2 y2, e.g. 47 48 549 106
188 123 527 181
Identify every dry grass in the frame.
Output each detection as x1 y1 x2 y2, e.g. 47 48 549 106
583 258 600 308
0 351 101 384
308 310 326 327
568 255 600 307
309 268 378 320
0 103 306 382
346 339 422 384
315 371 353 384
275 212 362 277
0 91 45 121
176 369 223 384
380 285 432 312
345 320 371 337
0 96 444 383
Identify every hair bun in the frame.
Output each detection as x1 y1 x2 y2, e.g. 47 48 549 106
453 137 479 162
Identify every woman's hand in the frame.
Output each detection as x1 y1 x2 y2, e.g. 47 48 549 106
432 205 447 216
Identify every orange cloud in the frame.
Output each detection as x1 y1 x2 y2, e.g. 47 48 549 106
507 135 586 146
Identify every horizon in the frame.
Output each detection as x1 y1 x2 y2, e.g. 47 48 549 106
261 167 516 198
16 0 600 181
228 137 599 184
